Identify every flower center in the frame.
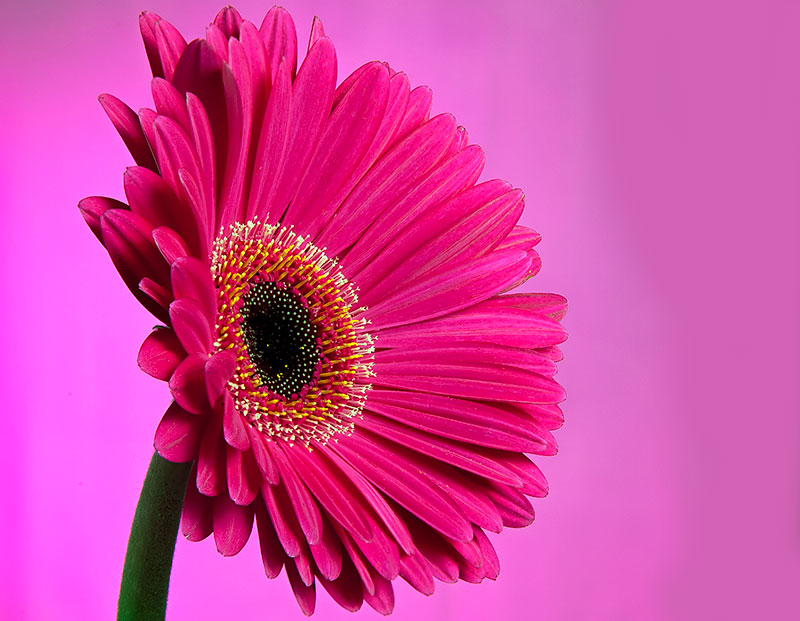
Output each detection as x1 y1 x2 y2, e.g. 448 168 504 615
240 281 320 399
211 220 374 445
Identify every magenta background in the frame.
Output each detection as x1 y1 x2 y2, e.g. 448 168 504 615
2 0 799 619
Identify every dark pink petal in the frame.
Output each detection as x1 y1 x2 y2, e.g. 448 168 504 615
213 5 242 38
321 447 414 554
170 256 216 319
343 144 485 275
138 327 184 380
309 518 343 581
151 78 190 132
472 526 500 580
268 444 323 545
78 196 128 241
262 482 304 558
399 553 435 596
205 24 229 62
330 524 375 595
375 304 566 352
181 473 213 541
308 16 325 50
404 518 459 583
138 107 158 156
334 431 472 542
284 447 373 543
204 349 236 407
100 209 170 321
255 500 286 578
154 401 203 463
98 95 158 170
319 113 457 257
245 55 291 223
318 557 363 612
124 166 201 256
154 17 187 81
239 20 270 138
259 6 298 78
366 249 533 330
363 566 395 615
169 353 209 415
286 562 316 616
294 548 314 586
356 411 523 487
152 226 190 264
221 390 250 451
366 381 554 452
169 298 213 356
248 431 279 484
185 93 216 250
349 515 401 582
139 12 165 78
226 444 260 506
196 412 225 496
139 277 172 310
152 115 205 209
213 493 254 556
268 36 340 227
484 482 535 528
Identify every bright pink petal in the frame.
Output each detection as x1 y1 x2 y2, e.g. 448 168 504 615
255 500 287 578
154 17 187 81
98 94 158 170
78 196 128 242
196 412 225 495
262 482 304 558
226 444 260 506
309 518 343 581
169 298 213 355
154 401 203 463
213 493 254 556
213 5 242 38
317 557 364 612
248 431 279 484
138 327 185 381
169 353 208 415
151 78 190 132
268 444 323 545
399 553 435 595
286 562 316 616
181 471 213 541
222 390 250 451
259 6 298 78
152 226 190 264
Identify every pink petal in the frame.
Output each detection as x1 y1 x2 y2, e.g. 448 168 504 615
330 524 375 595
309 518 343 581
248 431 279 484
99 208 170 321
213 5 242 38
255 500 287 578
98 94 158 170
204 349 236 406
472 525 500 580
284 447 373 543
268 444 323 545
221 391 250 451
366 249 533 330
170 256 216 319
169 353 209 415
497 224 542 252
319 113 457 257
78 196 128 241
196 412 225 495
139 277 172 311
267 36 340 227
334 431 472 542
259 6 298 78
404 517 459 583
154 401 203 463
124 165 201 256
389 84 433 149
151 78 190 132
286 562 316 616
181 473 213 541
483 481 535 528
154 17 187 81
307 16 325 50
185 93 216 251
205 24 229 62
138 327 185 381
399 553 435 596
226 444 260 506
213 493 254 556
152 226 190 264
139 12 166 78
349 516 400 582
169 298 213 355
262 482 304 558
317 557 363 612
355 411 523 487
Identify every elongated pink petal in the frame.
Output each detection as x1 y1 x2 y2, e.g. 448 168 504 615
262 482 304 558
213 493 254 556
334 431 472 542
154 401 203 463
222 391 250 451
317 557 363 612
330 524 376 595
78 196 128 241
169 353 208 415
170 256 216 319
213 5 242 38
152 226 190 264
249 431 279 484
260 6 298 78
399 553 435 595
139 277 172 310
151 78 190 132
181 470 213 541
366 249 533 330
309 518 343 581
154 17 187 81
483 482 535 528
226 444 260 506
138 328 184 380
255 500 287 578
268 444 323 545
196 412 225 496
98 94 158 170
286 562 316 616
169 298 213 355
472 526 500 580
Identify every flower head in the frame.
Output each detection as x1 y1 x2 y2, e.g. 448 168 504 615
80 6 567 615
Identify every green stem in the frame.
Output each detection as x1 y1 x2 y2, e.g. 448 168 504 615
118 453 192 621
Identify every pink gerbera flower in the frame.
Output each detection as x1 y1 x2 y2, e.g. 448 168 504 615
80 6 567 616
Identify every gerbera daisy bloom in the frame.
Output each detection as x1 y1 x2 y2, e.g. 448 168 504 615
80 6 567 616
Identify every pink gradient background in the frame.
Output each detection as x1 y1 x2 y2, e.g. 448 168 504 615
2 0 799 619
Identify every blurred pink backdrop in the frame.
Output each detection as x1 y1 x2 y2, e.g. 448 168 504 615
2 0 799 619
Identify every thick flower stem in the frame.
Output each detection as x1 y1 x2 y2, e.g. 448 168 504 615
118 453 192 621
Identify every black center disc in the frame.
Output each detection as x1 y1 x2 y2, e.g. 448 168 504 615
240 281 320 399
